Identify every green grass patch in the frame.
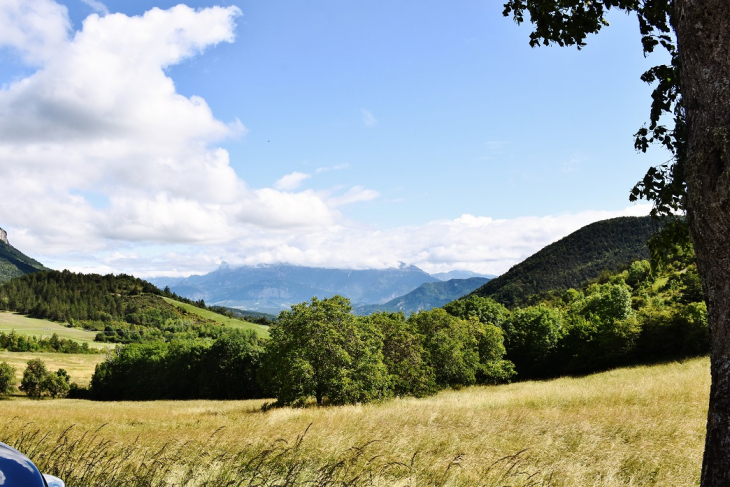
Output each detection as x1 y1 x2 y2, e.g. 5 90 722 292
161 297 269 337
0 312 107 349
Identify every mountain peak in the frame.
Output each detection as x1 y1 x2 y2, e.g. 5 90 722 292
0 227 8 245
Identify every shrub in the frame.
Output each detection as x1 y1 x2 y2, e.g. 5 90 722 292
0 361 16 396
20 358 49 399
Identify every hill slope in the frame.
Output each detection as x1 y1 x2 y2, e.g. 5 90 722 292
355 277 490 315
0 270 268 341
0 230 47 283
469 216 656 306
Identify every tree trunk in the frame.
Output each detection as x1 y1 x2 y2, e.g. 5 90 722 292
674 1 730 485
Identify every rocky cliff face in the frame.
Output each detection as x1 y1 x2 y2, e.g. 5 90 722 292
0 227 7 245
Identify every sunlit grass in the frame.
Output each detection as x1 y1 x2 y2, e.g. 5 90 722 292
0 351 106 387
0 357 709 485
0 311 107 349
161 297 269 337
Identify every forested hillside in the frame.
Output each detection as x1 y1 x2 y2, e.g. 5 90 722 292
0 270 266 343
0 239 47 284
447 238 706 378
469 216 656 307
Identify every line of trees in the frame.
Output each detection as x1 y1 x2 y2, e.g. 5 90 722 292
0 331 98 354
89 296 515 404
86 249 707 405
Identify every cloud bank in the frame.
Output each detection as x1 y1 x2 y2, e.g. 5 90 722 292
0 1 651 279
0 0 375 254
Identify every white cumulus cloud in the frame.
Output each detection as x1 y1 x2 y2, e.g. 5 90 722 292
0 1 378 257
274 171 311 191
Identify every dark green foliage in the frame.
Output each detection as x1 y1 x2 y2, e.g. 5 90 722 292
43 368 71 398
200 331 265 399
472 252 708 379
365 312 436 397
408 308 515 388
0 270 230 343
0 240 47 284
0 332 96 353
91 330 266 401
409 309 481 388
469 216 657 307
262 296 389 406
506 305 565 377
0 361 16 396
20 359 51 399
209 306 277 326
443 295 510 329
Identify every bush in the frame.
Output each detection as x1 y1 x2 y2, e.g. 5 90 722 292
19 359 72 399
0 361 16 396
43 368 71 398
20 358 49 399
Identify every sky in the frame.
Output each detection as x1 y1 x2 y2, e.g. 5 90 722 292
0 0 670 278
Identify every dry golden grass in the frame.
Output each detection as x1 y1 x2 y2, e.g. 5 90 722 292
0 357 709 486
0 351 105 387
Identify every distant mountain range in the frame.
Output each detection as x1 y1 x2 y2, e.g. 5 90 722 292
354 277 490 316
431 270 497 281
152 264 493 314
0 228 47 284
468 216 657 307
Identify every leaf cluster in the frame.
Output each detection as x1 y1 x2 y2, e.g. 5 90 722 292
503 1 685 218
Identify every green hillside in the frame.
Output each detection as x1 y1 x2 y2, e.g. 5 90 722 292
469 216 657 307
162 297 268 336
0 270 268 343
0 312 106 349
0 239 47 284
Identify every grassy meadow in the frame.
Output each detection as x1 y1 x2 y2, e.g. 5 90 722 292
162 297 269 337
0 351 105 387
0 357 709 486
0 311 107 349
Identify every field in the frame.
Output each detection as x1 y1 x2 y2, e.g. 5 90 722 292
162 297 269 337
0 311 107 349
0 351 105 387
0 357 709 486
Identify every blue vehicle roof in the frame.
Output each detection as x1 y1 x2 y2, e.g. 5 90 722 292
0 441 48 487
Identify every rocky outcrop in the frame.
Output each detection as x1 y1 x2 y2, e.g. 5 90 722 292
0 227 7 245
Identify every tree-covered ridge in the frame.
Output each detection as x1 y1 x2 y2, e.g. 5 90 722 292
469 216 657 307
0 270 245 343
0 240 47 284
448 240 706 379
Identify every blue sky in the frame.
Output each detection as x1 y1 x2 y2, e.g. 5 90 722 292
0 0 666 277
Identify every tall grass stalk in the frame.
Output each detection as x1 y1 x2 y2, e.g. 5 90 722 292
1 420 548 486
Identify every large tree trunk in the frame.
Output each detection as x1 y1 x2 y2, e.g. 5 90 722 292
674 1 730 485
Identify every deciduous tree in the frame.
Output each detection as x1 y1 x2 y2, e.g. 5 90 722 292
263 296 389 406
502 1 730 483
